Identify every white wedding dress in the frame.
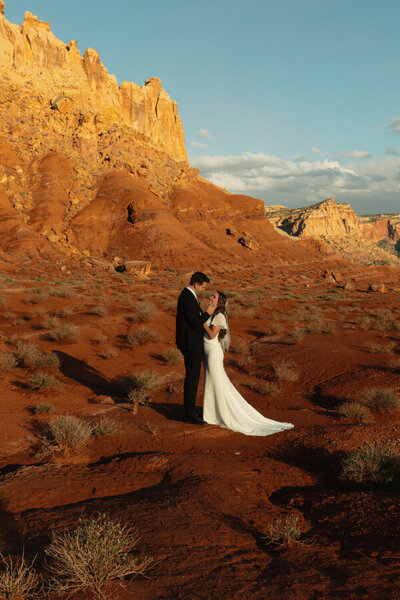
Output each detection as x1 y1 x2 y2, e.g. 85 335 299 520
203 313 294 436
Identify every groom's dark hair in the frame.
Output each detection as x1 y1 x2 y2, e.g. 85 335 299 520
190 272 210 285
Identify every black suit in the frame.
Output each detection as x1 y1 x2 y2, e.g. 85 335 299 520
176 288 209 419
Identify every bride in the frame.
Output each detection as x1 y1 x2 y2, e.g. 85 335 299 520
202 291 294 436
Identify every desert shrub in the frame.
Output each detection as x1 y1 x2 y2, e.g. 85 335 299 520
267 322 283 334
162 347 183 365
92 305 108 317
29 372 61 391
40 415 93 455
91 333 108 345
15 341 60 368
99 348 118 359
45 513 152 600
33 402 54 414
41 315 61 329
358 387 400 412
127 327 161 347
0 352 17 371
25 288 48 304
57 307 73 318
227 302 242 318
322 321 336 334
3 311 16 319
273 358 299 382
341 442 400 487
260 380 279 395
355 316 372 330
47 323 79 342
386 357 400 372
134 301 156 323
50 286 76 298
291 328 307 342
265 515 301 546
305 318 324 334
337 401 371 421
233 338 250 354
364 341 396 353
243 307 256 319
125 369 163 407
0 552 39 600
92 417 120 437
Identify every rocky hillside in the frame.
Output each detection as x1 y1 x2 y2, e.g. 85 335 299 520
265 198 400 266
0 3 293 268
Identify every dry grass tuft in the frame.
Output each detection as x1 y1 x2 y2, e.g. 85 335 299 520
45 513 152 600
127 327 161 347
162 348 183 365
358 387 400 413
47 323 79 343
273 358 299 382
341 442 400 487
337 401 371 421
39 415 93 456
0 551 39 600
265 515 301 546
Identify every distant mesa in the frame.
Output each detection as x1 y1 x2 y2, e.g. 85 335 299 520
265 197 400 266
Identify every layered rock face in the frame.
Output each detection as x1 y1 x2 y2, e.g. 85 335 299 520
265 198 400 266
0 5 187 162
358 215 400 242
266 198 358 238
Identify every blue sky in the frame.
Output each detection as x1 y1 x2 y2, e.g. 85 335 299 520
4 0 400 214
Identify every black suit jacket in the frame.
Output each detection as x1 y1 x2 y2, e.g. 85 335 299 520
176 288 210 354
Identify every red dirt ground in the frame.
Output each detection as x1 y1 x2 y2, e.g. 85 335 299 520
0 249 399 600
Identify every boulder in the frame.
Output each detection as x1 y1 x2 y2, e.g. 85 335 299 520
51 95 73 114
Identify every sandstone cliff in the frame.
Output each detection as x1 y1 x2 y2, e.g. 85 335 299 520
266 198 358 239
265 198 400 266
0 4 187 162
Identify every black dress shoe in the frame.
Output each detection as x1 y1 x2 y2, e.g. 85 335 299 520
185 415 206 425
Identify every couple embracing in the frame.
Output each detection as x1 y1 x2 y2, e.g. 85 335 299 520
176 272 293 436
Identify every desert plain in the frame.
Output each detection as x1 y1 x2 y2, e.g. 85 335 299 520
0 4 399 600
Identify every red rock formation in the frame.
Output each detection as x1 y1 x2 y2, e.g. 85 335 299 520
266 198 358 238
0 4 187 162
359 216 400 242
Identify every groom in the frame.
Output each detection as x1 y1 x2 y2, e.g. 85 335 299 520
176 272 213 425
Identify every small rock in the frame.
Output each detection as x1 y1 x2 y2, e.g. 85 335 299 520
343 282 353 291
90 395 114 405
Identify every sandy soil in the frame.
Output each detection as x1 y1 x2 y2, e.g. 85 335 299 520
0 254 399 600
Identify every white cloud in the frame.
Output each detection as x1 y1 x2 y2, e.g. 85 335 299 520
385 147 398 156
191 151 400 214
312 146 323 154
341 150 371 159
191 141 209 151
291 155 309 162
385 116 400 134
197 129 213 140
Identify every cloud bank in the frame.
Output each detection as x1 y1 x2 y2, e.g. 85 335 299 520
191 152 400 214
